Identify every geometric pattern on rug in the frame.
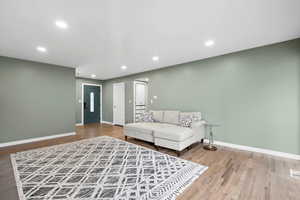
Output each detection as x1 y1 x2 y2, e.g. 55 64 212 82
11 136 207 200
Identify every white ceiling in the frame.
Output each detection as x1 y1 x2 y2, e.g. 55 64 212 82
0 0 300 80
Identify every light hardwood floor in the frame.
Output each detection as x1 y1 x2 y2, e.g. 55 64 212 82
0 123 299 200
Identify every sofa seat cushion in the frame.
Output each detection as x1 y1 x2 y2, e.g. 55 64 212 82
125 122 179 135
153 126 193 142
124 123 154 135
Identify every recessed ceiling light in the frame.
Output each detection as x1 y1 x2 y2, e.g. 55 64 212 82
36 46 47 53
205 40 215 47
55 20 68 29
152 56 159 61
91 74 96 78
121 65 127 70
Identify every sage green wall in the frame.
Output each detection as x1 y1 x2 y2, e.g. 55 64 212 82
103 79 134 124
0 56 76 143
75 78 102 124
103 39 300 154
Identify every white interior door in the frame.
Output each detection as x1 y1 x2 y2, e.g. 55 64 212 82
113 82 125 125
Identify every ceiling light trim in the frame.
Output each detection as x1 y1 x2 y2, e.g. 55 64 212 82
55 20 69 29
121 65 127 70
36 46 47 53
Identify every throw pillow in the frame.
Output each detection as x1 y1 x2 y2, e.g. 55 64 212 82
137 111 153 122
150 110 164 122
180 116 193 128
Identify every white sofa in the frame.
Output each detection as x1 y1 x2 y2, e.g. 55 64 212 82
124 110 205 156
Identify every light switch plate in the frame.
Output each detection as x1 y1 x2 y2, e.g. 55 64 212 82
290 169 300 179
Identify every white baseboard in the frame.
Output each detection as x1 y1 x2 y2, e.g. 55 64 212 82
101 121 113 125
76 123 83 126
204 139 300 160
0 132 76 148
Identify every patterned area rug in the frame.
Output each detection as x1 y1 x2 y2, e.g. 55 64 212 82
11 136 207 200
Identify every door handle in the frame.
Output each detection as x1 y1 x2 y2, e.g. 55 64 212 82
84 102 87 109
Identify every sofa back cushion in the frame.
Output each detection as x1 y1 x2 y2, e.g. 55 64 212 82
150 110 164 122
163 111 180 124
149 110 201 124
180 112 202 122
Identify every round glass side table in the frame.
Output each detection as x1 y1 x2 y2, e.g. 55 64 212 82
203 123 220 151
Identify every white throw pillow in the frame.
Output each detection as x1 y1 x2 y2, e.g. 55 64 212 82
163 111 180 124
150 110 164 122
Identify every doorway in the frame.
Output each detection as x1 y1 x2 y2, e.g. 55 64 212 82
113 82 125 126
133 80 148 122
82 84 102 124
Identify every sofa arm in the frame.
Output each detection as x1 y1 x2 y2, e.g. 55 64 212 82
191 120 206 141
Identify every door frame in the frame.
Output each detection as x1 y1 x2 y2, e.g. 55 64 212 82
133 81 148 122
113 82 125 126
81 83 102 125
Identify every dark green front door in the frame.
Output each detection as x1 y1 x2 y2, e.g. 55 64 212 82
84 85 101 124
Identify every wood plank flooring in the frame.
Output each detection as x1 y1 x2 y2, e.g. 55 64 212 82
0 123 299 200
